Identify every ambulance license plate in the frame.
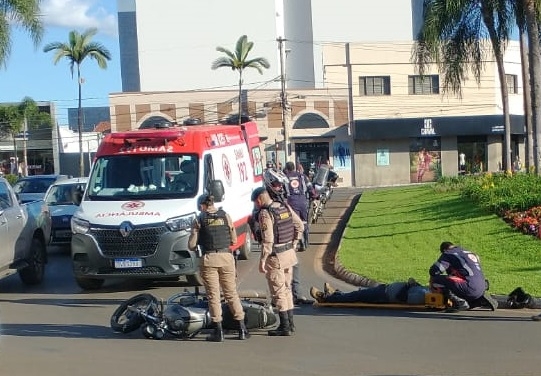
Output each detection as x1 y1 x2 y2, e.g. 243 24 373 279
114 258 143 269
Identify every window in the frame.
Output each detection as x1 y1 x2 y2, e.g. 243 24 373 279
359 76 391 96
505 74 518 94
408 75 439 95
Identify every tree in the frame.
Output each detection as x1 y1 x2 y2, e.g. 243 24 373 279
0 97 51 176
211 35 270 124
521 0 541 174
0 0 43 68
43 28 111 177
413 0 515 171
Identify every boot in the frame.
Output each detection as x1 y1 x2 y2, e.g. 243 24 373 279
268 311 291 336
206 321 224 342
287 310 295 333
237 319 250 340
446 292 470 312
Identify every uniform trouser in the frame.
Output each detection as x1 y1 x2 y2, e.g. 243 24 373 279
199 252 245 323
291 263 303 300
430 275 483 301
289 199 309 247
325 284 389 303
265 256 295 312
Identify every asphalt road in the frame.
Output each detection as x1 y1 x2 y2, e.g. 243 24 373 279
0 188 540 376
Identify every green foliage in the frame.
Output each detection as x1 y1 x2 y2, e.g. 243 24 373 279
4 174 18 186
339 185 541 296
0 97 51 138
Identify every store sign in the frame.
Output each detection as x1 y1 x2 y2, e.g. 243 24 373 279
421 119 436 135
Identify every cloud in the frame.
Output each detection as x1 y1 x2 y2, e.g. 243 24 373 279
41 0 117 36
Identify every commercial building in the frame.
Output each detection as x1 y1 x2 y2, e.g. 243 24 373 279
113 0 525 187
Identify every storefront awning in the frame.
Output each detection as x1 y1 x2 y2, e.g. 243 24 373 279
354 114 525 140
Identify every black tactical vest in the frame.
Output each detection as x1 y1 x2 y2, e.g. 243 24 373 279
264 203 295 244
198 209 231 252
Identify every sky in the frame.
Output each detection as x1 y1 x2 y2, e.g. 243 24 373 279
1 0 120 125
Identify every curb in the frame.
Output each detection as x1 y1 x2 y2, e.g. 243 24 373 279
321 190 380 287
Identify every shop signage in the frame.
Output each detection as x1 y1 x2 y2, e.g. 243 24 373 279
421 119 436 135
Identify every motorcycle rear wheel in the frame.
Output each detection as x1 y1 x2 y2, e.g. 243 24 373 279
111 293 159 333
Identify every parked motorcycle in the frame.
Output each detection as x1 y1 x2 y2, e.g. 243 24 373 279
309 165 339 224
110 290 277 340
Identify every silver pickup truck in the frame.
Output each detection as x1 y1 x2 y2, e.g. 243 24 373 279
0 177 51 285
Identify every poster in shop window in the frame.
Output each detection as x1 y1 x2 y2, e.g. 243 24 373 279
409 137 441 183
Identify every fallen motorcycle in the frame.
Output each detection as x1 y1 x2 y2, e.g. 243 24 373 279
110 290 277 340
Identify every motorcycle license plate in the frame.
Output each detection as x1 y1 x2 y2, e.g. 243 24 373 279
114 258 143 268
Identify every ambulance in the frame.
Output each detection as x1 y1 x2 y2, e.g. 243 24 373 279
70 121 264 290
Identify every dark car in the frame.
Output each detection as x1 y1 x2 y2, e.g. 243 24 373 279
44 177 87 246
12 175 70 204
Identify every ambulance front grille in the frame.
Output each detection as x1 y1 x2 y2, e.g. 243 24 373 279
90 225 168 257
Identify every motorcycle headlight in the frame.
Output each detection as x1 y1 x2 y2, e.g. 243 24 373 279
166 212 196 232
71 216 90 234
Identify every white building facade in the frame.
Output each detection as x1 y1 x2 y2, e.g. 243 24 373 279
113 0 525 187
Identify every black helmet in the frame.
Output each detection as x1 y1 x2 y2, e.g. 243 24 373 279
263 168 289 200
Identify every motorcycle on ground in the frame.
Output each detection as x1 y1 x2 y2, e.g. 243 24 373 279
110 289 277 340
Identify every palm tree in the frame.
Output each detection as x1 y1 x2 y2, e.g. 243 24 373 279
413 0 515 172
0 0 43 68
211 35 270 124
521 0 541 174
43 28 111 177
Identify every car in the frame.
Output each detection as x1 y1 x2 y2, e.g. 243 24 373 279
12 174 70 204
44 177 87 247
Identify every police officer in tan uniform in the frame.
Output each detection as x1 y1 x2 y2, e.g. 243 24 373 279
251 169 304 336
188 194 249 342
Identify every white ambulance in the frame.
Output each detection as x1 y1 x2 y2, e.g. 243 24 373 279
71 121 264 290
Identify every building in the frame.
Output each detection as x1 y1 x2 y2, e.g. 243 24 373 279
67 106 111 132
114 0 525 186
0 101 57 176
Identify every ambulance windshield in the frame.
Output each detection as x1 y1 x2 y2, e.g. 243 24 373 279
86 154 198 200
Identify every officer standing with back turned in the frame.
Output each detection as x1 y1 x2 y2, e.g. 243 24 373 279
188 194 249 342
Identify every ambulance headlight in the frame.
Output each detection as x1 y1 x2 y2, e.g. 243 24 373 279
166 213 196 232
71 216 90 235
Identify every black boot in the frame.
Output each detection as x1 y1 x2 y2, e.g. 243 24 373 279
287 310 295 333
268 311 291 336
446 292 470 312
206 321 224 342
237 319 250 340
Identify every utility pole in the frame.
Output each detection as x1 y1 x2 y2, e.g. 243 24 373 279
22 116 28 177
278 36 289 159
346 42 356 186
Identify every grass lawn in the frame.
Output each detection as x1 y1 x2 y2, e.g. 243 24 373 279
338 185 541 296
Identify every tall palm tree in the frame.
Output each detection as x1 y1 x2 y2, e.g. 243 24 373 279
211 35 270 124
0 0 43 68
43 28 111 177
413 0 515 172
522 0 541 174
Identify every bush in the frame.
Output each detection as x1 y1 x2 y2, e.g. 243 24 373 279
4 174 19 186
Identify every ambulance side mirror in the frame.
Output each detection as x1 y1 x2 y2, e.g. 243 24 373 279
208 180 225 203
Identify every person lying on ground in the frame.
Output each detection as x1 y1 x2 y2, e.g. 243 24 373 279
310 279 429 305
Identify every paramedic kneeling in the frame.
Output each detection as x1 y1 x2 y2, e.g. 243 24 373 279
188 194 249 342
429 241 488 311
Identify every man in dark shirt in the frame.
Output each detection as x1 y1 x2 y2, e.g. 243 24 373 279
429 241 495 311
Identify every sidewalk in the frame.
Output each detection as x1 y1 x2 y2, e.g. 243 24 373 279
305 187 379 288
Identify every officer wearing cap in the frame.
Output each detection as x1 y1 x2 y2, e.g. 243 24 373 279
188 194 249 342
251 183 304 336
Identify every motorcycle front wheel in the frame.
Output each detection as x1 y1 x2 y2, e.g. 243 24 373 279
111 293 159 333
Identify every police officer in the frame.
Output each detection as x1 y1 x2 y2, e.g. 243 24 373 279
188 194 249 342
251 169 304 336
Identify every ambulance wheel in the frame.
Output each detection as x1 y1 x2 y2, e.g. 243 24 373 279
237 232 251 260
